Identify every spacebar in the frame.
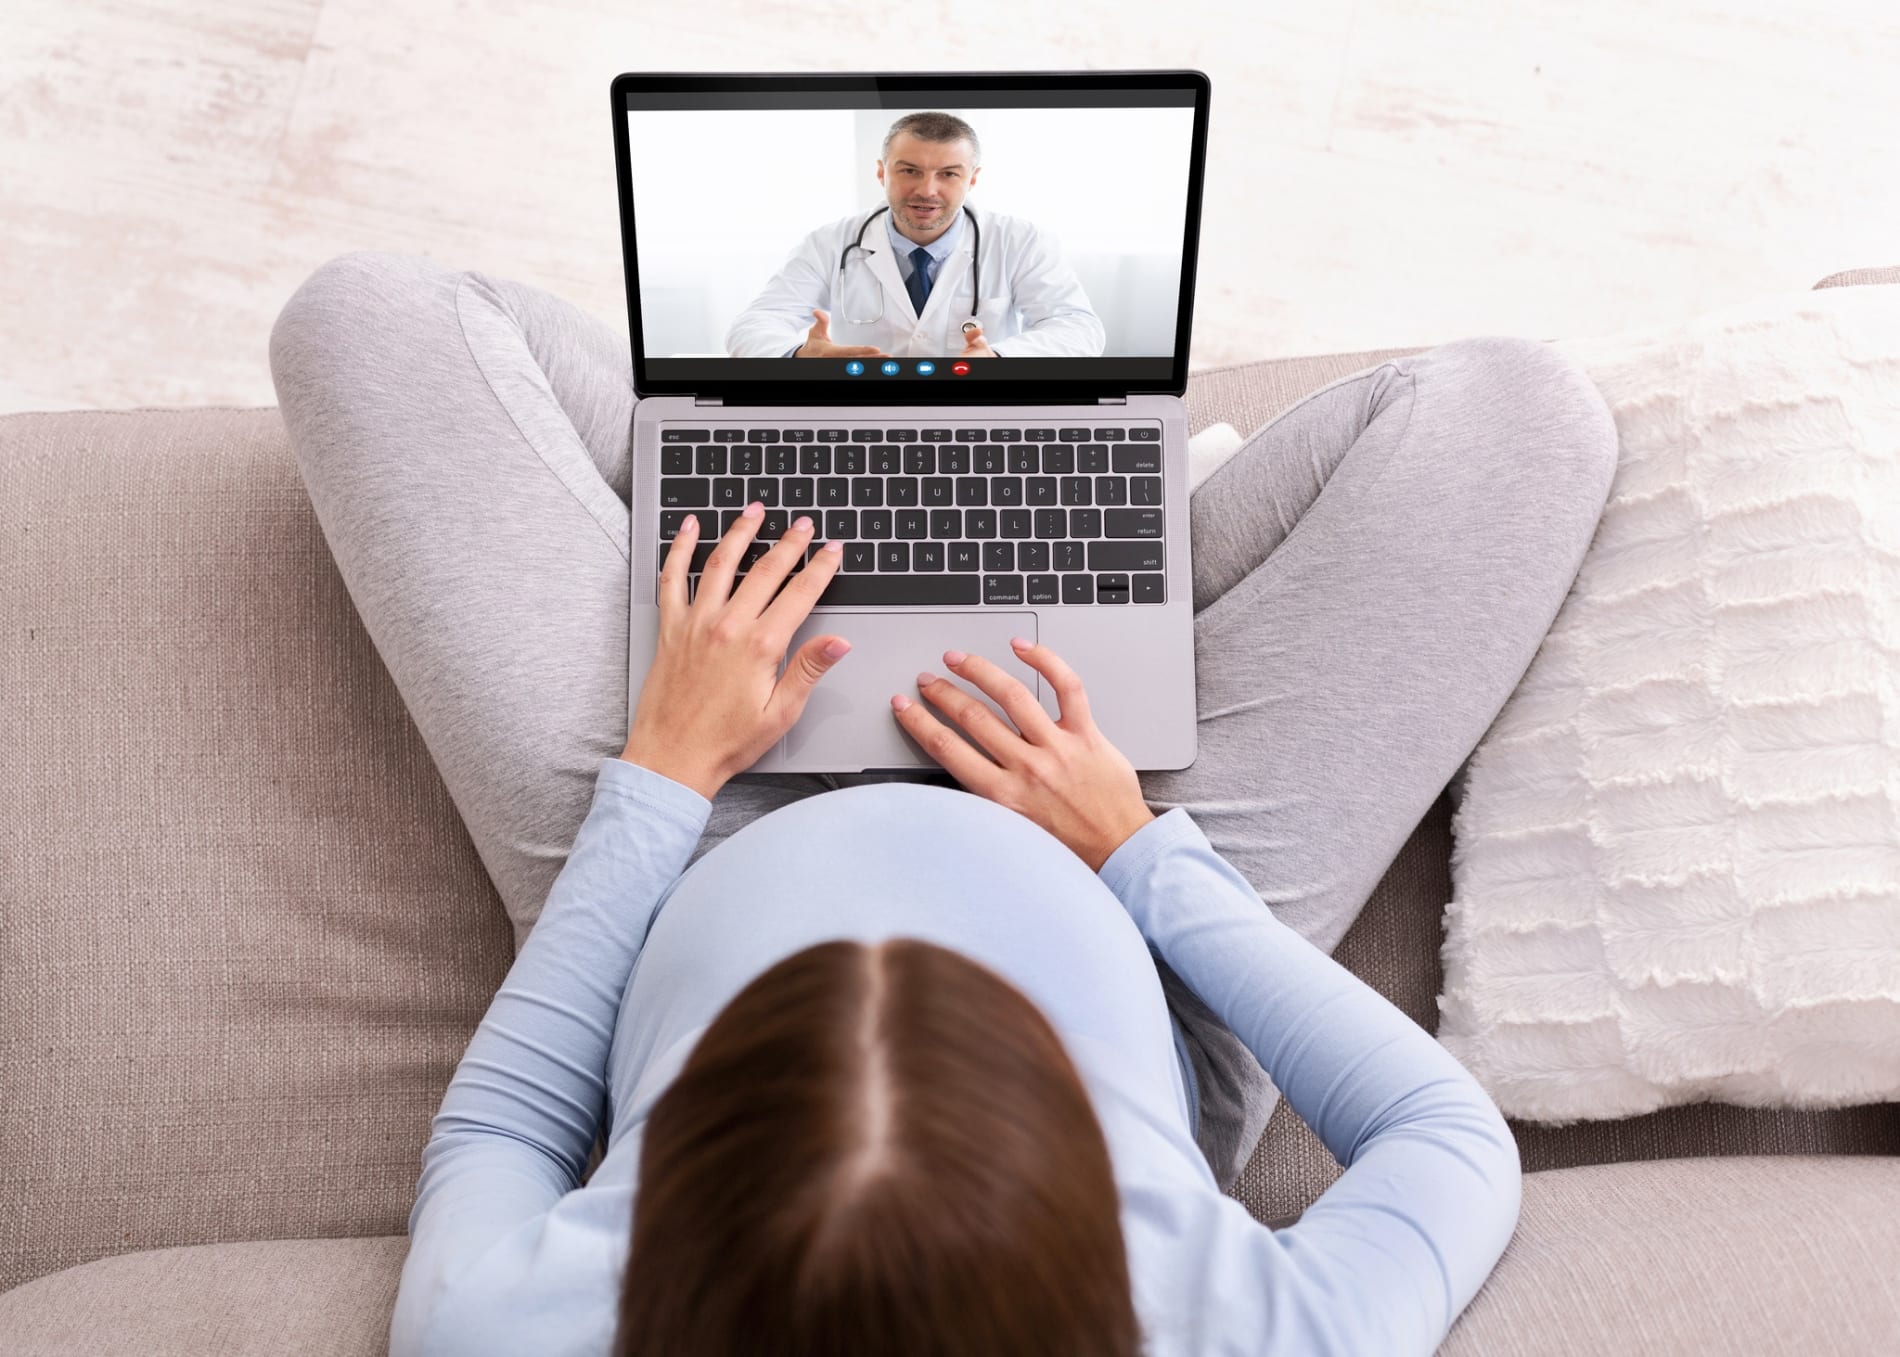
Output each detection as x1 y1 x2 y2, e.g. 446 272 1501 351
814 574 982 607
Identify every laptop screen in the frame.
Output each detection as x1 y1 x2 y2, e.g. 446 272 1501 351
612 72 1210 403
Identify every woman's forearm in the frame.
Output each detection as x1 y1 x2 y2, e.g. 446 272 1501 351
424 757 710 1176
394 757 712 1354
1096 808 1521 1332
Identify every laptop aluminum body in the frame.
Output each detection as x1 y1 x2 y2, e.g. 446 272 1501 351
612 70 1210 774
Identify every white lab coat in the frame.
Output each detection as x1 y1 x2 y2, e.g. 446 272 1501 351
724 208 1106 359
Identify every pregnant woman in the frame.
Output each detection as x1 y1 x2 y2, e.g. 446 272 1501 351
269 252 1617 1356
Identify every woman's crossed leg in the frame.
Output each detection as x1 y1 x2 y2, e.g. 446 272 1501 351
270 251 1615 1190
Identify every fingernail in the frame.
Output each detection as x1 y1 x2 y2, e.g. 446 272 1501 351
892 694 912 712
823 638 850 660
916 670 935 688
745 501 763 518
793 515 812 531
942 649 966 667
682 517 698 535
823 539 842 553
1010 636 1031 650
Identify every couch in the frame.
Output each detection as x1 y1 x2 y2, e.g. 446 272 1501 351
4 268 1898 1355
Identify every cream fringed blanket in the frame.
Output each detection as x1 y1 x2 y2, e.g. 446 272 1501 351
1436 284 1900 1123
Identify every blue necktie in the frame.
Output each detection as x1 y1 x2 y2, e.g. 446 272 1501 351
905 245 934 316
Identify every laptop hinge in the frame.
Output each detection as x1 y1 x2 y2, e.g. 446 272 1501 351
693 396 724 406
1097 395 1128 405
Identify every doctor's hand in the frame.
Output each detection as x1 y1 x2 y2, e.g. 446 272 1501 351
893 642 1156 873
958 322 997 358
795 308 887 359
620 503 851 802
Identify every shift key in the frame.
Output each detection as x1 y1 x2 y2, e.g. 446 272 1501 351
1105 508 1163 538
1087 540 1165 572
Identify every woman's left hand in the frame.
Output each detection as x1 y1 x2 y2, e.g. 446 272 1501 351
620 502 851 801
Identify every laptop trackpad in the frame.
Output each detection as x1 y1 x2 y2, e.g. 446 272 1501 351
779 610 1039 772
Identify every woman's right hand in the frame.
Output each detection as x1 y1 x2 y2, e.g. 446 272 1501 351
893 638 1157 873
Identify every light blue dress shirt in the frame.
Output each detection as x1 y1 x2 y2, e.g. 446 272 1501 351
388 756 1522 1356
886 204 964 297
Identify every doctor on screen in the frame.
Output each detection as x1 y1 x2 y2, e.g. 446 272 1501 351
723 111 1106 360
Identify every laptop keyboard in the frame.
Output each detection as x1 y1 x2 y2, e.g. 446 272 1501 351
655 425 1165 607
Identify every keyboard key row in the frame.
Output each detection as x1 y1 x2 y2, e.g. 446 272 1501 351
659 474 1161 510
662 426 1162 445
661 505 1164 542
662 443 1163 477
663 534 1162 575
675 567 1165 607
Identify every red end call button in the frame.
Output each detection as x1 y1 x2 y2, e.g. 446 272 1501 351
951 361 971 375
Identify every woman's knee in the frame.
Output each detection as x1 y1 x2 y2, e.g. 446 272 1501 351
268 250 459 396
1424 334 1619 514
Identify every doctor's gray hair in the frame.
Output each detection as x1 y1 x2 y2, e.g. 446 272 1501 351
882 112 982 169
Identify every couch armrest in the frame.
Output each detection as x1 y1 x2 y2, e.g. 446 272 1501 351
1813 266 1900 288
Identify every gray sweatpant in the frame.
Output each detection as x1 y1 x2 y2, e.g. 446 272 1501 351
268 252 1617 1192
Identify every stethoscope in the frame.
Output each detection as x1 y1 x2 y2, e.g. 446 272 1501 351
837 203 982 334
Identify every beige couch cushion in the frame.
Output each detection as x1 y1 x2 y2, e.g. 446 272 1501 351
4 325 1894 1295
1441 1155 1900 1355
0 409 516 1294
0 355 1418 1293
0 1236 405 1356
5 1158 1894 1355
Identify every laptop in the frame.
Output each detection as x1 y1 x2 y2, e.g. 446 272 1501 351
611 69 1211 774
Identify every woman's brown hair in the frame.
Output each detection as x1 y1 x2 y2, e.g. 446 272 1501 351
613 937 1140 1356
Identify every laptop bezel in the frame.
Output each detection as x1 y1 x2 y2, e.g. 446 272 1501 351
610 69 1211 405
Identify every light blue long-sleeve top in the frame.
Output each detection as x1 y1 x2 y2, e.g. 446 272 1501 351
388 755 1521 1356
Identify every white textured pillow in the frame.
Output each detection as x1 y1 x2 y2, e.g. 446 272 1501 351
1438 284 1900 1123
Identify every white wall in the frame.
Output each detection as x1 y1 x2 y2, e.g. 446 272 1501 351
627 104 1193 356
7 0 1896 413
